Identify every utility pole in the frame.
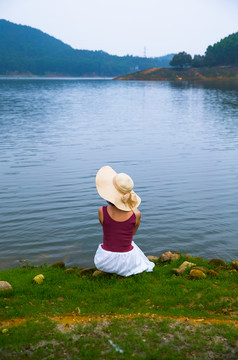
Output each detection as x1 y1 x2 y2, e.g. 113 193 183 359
144 46 147 58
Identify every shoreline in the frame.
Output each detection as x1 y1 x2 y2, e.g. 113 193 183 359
115 65 238 82
0 255 236 272
0 250 237 271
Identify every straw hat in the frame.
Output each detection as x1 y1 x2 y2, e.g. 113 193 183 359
96 166 141 211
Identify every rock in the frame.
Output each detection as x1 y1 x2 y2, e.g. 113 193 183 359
172 268 182 275
193 266 208 273
189 269 206 279
147 255 159 262
32 274 45 284
207 269 218 277
78 267 96 276
208 259 226 268
159 251 173 262
193 257 203 262
159 251 180 263
92 270 110 278
185 254 192 260
170 253 181 262
178 261 196 271
64 268 75 274
231 260 238 270
50 261 65 269
172 261 196 275
0 281 13 292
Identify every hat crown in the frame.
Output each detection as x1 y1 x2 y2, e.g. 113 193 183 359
115 173 134 194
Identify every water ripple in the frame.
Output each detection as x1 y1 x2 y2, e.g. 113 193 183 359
0 79 238 268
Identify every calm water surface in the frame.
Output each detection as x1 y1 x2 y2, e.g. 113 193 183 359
0 78 238 268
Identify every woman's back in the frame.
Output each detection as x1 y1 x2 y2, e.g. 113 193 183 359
101 206 136 252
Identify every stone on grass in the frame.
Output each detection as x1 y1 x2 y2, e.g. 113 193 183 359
147 255 159 262
193 266 208 273
32 274 45 284
207 269 218 277
92 270 110 278
64 268 75 274
0 281 13 292
159 251 180 263
170 253 181 262
193 257 203 262
231 261 238 270
172 261 196 275
78 267 96 276
50 262 65 269
189 269 206 279
208 259 226 268
159 251 173 262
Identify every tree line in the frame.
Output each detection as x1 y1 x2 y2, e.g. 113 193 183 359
170 32 238 68
0 20 173 76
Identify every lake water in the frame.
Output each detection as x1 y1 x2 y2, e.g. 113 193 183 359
0 78 238 269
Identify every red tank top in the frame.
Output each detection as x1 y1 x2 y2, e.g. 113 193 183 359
101 206 136 252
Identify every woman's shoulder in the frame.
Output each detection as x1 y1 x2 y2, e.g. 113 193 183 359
99 205 107 212
133 208 141 217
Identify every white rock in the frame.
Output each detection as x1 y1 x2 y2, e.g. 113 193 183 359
0 281 13 292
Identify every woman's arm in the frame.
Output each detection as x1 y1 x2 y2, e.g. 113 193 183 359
98 207 103 226
133 209 141 235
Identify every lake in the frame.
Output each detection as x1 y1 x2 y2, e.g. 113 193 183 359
0 78 238 269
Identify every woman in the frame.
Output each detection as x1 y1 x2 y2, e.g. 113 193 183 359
94 165 155 277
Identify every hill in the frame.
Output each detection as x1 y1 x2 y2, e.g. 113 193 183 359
0 19 174 77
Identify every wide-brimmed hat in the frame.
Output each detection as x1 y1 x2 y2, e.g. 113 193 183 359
96 166 141 211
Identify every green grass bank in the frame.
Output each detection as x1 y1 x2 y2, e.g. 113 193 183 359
1 255 238 359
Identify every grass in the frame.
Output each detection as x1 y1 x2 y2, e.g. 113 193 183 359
0 255 238 359
0 256 237 320
0 317 237 359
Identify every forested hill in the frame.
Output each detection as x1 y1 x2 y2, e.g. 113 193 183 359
205 32 238 66
0 19 174 76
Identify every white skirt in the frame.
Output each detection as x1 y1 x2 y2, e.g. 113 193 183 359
94 241 155 277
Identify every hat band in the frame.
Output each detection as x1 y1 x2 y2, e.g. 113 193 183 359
113 175 131 195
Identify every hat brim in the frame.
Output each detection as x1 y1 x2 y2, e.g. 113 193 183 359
96 166 141 211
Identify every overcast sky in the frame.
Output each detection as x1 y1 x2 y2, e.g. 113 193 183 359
1 0 237 57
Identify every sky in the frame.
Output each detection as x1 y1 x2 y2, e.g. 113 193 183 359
1 0 238 58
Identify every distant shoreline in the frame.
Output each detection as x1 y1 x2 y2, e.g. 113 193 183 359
0 75 113 79
115 65 238 81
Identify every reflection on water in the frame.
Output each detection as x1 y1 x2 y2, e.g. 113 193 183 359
0 78 238 268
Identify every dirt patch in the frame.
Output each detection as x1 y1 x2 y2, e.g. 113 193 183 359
141 68 160 75
51 313 238 328
1 313 238 330
0 318 26 329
